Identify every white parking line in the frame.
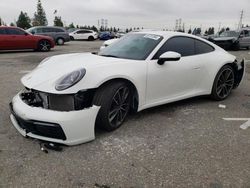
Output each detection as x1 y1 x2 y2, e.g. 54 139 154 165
223 118 250 130
19 70 31 74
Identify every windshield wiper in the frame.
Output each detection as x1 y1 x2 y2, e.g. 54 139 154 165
100 54 119 58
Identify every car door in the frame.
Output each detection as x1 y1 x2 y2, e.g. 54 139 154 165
240 30 250 47
146 36 206 105
5 28 27 49
6 28 37 49
0 28 8 50
74 30 86 40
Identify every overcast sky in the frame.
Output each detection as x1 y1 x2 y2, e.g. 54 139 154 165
1 0 250 31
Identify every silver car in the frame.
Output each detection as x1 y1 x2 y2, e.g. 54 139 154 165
212 28 250 50
27 26 70 45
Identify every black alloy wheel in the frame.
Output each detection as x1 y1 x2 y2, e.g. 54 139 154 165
211 65 235 100
108 86 130 127
38 40 51 52
93 81 132 131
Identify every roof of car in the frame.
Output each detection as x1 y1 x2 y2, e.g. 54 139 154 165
136 30 204 39
0 26 22 29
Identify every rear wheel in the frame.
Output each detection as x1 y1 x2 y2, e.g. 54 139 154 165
37 40 51 52
56 38 64 45
88 36 94 41
211 65 235 100
93 82 131 131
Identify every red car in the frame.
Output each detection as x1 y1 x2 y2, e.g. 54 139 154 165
0 26 55 52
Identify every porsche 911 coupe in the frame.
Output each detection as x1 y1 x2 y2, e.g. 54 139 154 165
10 31 245 145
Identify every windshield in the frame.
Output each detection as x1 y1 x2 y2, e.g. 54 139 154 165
220 31 240 38
99 33 163 60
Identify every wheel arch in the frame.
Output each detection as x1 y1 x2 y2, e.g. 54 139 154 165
96 77 139 113
211 60 241 92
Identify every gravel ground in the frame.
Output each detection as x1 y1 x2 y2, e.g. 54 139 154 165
0 41 250 188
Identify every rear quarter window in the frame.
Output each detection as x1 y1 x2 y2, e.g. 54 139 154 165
195 39 214 55
54 28 64 32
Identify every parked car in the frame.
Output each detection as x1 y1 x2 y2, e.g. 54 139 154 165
10 31 245 145
116 31 126 38
69 29 98 41
211 28 250 50
27 26 70 45
100 38 119 50
99 31 116 40
0 26 55 52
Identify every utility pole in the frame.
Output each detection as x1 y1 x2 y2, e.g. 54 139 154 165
238 10 243 30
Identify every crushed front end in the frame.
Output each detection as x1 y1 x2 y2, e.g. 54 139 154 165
9 88 100 145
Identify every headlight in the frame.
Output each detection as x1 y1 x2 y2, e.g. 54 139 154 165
55 68 86 91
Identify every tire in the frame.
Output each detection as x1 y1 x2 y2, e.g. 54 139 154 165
56 38 64 45
211 65 235 101
37 40 51 52
93 81 131 131
70 36 74 41
88 36 94 41
233 42 240 51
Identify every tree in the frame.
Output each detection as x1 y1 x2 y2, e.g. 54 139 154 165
10 22 15 26
219 28 225 35
91 25 98 32
207 27 214 35
32 0 48 26
16 11 31 29
68 22 75 28
226 27 230 31
188 28 192 34
0 17 3 26
54 16 63 27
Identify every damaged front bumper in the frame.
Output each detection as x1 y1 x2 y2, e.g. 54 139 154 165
10 93 100 146
233 59 245 88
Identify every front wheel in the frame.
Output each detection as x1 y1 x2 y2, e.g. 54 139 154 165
211 65 235 101
93 82 131 131
37 40 51 52
56 38 64 45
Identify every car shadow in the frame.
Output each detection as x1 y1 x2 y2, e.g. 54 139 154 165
94 95 212 136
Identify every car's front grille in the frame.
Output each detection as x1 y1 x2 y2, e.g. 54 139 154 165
20 88 95 111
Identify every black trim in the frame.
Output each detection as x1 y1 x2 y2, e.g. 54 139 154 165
10 102 67 140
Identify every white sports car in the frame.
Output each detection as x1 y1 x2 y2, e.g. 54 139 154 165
10 31 245 145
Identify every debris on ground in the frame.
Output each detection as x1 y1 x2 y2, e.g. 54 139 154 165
218 104 226 109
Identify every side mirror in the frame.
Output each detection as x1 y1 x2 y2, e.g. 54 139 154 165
157 51 181 65
31 31 35 35
24 32 29 36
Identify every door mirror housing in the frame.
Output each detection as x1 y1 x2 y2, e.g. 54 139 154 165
31 31 35 35
157 51 181 65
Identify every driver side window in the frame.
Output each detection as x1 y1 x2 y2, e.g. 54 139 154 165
153 36 195 59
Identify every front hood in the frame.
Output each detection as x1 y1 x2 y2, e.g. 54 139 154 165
213 37 237 41
21 53 128 91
